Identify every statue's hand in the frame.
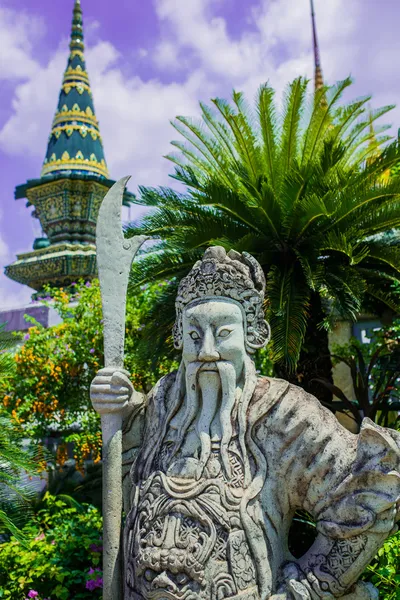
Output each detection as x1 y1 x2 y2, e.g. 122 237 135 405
90 367 134 415
274 562 379 600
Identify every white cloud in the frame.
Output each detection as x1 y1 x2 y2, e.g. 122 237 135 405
0 48 65 156
0 274 33 311
91 64 208 186
0 212 33 310
153 0 270 81
0 7 45 81
1 0 399 191
0 235 8 263
2 0 400 303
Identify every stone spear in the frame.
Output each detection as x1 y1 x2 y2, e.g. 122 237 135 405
96 176 147 599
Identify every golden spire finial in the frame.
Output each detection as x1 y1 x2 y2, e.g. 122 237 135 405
70 0 84 52
310 0 324 92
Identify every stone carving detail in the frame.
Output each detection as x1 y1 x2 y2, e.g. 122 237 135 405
91 246 400 600
325 536 368 579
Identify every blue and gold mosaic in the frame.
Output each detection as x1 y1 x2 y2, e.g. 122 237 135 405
41 0 109 178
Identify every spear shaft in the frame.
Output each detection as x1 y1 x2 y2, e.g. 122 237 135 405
96 176 147 599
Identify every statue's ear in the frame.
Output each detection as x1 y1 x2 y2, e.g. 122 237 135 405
245 319 271 352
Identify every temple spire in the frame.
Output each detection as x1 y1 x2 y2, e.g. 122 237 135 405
310 0 324 92
70 0 84 52
5 0 134 294
41 0 109 178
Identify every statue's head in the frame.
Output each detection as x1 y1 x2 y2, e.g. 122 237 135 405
173 246 270 380
135 248 270 492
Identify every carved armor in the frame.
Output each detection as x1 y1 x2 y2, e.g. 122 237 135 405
125 441 260 600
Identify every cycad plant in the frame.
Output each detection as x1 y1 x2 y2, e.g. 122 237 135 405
0 326 41 542
128 77 400 400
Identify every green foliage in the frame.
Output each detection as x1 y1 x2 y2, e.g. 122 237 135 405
0 325 16 387
0 409 43 544
362 531 400 599
0 324 43 543
319 305 400 428
0 493 103 600
1 280 177 471
127 77 400 376
124 281 179 391
1 282 104 470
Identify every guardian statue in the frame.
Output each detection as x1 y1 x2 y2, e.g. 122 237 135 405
91 246 400 600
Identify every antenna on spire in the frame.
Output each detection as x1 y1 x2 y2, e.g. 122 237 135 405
310 0 324 92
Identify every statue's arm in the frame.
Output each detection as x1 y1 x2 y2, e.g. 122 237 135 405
279 413 400 599
278 523 397 599
90 367 147 513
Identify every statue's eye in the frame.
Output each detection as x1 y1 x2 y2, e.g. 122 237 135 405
189 331 200 340
218 328 231 338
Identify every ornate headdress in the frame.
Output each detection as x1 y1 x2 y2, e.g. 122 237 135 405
173 246 270 353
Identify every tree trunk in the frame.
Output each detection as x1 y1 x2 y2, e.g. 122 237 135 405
276 292 334 404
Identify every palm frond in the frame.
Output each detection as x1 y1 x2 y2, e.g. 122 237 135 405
323 267 367 322
200 101 239 165
301 77 352 169
211 95 260 183
257 83 278 189
267 265 310 370
132 77 400 373
279 77 308 176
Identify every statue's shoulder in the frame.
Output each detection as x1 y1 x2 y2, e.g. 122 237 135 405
250 376 332 427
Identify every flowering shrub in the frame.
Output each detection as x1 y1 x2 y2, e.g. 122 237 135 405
0 494 102 600
1 280 177 470
1 282 103 470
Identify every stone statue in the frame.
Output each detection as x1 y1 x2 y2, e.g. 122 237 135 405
91 246 400 600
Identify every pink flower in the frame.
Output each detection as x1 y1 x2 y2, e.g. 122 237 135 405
28 592 39 598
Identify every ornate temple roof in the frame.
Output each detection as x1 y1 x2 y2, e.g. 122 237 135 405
41 0 109 179
5 0 135 292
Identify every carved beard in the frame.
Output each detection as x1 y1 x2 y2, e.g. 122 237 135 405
171 360 240 481
136 355 257 485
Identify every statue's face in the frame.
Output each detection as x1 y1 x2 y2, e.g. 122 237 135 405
182 299 246 380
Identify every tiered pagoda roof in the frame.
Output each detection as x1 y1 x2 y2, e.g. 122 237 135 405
42 0 108 178
5 0 134 292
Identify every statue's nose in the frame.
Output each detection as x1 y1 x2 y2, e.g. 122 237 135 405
198 330 220 362
151 571 177 592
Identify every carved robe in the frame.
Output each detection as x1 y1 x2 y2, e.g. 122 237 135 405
122 372 400 600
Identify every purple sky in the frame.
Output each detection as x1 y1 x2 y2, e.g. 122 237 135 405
1 0 400 308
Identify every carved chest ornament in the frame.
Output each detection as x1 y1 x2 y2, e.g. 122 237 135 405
125 442 260 600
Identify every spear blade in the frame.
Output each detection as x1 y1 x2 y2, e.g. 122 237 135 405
97 175 147 371
96 176 147 599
